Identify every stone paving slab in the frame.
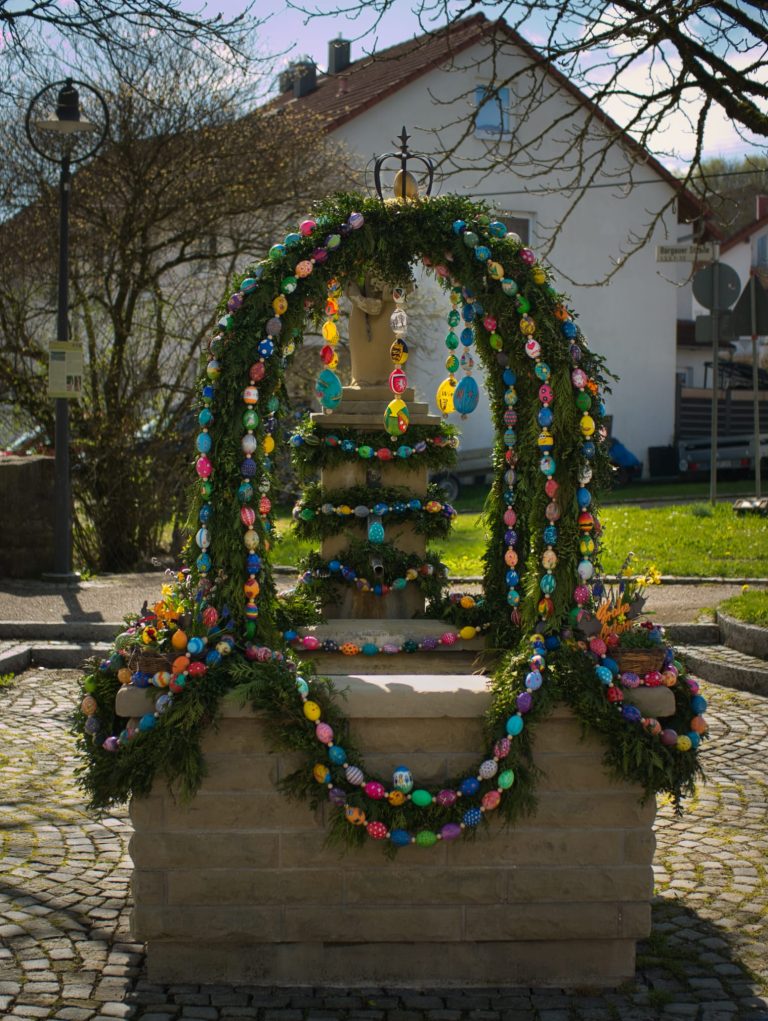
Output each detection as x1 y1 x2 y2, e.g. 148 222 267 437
1 670 767 1021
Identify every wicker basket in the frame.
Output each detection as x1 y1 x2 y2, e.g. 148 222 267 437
613 647 666 674
127 649 174 675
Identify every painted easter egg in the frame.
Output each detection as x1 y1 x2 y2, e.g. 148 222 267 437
453 375 479 416
315 369 342 409
389 367 408 394
384 398 409 436
390 338 409 364
436 376 457 414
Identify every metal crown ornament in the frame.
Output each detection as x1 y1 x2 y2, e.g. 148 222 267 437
373 126 435 202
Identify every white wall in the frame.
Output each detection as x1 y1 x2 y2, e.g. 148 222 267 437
331 38 681 468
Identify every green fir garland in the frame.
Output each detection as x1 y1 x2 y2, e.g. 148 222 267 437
73 191 705 853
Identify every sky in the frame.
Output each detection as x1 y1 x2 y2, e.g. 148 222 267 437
189 0 766 171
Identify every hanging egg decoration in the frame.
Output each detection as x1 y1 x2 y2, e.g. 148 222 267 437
315 368 342 409
453 374 480 416
384 397 410 435
389 366 408 394
390 338 409 364
436 375 457 414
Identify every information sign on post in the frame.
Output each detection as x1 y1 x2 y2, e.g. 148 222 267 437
48 342 84 399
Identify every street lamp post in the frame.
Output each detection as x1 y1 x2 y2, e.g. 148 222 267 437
25 79 108 581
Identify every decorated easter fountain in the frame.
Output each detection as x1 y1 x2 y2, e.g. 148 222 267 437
76 132 708 987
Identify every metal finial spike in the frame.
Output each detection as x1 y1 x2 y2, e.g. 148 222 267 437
397 126 410 151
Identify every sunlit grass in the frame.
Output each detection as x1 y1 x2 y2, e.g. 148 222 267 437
272 502 768 579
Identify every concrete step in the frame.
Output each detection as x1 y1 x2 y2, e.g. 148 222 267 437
676 643 768 695
0 641 112 673
666 622 721 646
0 620 123 642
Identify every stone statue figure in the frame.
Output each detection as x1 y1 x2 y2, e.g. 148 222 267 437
346 275 412 389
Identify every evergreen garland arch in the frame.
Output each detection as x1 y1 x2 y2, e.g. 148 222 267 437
76 193 707 851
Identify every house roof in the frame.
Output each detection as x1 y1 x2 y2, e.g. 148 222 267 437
721 213 768 254
270 13 709 226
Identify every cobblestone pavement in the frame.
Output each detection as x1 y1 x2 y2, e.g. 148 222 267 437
1 669 767 1021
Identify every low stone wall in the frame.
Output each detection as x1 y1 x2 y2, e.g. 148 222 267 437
127 674 655 988
718 610 768 660
0 456 55 578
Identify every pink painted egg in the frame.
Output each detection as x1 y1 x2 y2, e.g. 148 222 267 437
240 506 256 527
436 788 458 807
315 722 334 744
494 737 511 758
301 636 320 651
364 782 386 800
482 790 501 811
440 632 457 646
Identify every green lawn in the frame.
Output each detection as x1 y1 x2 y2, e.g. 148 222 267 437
273 502 768 579
718 589 768 627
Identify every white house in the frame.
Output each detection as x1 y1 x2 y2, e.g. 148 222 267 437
271 15 710 474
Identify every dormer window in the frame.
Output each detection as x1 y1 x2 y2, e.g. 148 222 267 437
474 86 511 137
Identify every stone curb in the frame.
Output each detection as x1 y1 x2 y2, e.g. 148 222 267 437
0 641 112 673
676 643 768 695
717 610 768 660
0 620 123 641
666 622 722 645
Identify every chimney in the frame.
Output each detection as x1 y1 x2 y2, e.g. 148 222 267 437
278 69 294 93
757 195 768 220
293 61 317 98
328 37 351 74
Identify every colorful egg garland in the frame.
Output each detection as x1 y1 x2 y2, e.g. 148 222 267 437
81 197 708 858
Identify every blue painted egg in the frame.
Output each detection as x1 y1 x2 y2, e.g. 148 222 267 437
582 441 596 459
390 829 411 846
315 369 342 409
577 487 592 508
463 807 482 827
501 277 519 296
199 503 212 523
540 574 556 595
502 368 517 385
367 520 385 544
459 777 480 797
393 766 414 793
329 745 346 764
595 665 613 685
489 220 507 237
187 637 206 656
258 338 274 358
453 375 480 416
505 715 524 736
538 407 553 427
690 695 707 714
138 713 156 732
196 553 211 572
534 362 551 381
544 525 558 544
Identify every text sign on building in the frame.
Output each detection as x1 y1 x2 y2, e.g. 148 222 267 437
655 243 718 263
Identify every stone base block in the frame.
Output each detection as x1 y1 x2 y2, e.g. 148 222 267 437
128 676 656 989
145 937 638 987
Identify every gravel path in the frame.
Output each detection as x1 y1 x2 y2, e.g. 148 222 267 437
1 670 767 1021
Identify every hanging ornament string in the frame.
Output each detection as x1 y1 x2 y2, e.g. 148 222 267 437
316 278 343 410
384 287 410 436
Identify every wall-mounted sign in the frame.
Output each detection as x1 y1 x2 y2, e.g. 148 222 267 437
48 342 83 399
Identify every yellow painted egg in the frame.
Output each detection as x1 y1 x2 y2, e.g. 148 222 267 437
388 790 406 806
532 267 547 284
263 435 275 455
436 375 457 414
303 700 322 721
459 626 477 641
117 667 132 685
322 320 339 343
272 295 288 315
